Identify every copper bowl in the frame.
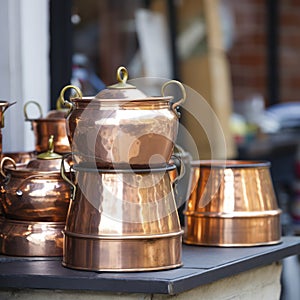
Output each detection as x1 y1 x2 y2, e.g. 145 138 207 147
184 160 282 246
0 217 64 256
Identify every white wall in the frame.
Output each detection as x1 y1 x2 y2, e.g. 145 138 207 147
0 0 49 152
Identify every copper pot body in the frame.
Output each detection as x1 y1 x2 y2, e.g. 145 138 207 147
0 217 64 256
0 164 71 222
64 98 179 168
24 101 71 154
62 164 183 271
31 119 70 154
184 160 282 246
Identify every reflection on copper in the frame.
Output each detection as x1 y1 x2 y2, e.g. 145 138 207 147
0 217 64 256
184 160 282 246
61 163 183 271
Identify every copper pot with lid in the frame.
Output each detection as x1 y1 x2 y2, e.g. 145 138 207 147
59 66 186 168
24 100 70 154
0 136 72 222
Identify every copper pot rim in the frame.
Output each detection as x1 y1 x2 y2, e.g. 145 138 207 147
191 159 271 169
4 163 69 177
0 217 65 226
72 162 176 173
70 95 174 103
184 209 282 218
63 230 184 240
28 118 66 122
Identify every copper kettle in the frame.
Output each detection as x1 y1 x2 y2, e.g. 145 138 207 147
0 136 72 222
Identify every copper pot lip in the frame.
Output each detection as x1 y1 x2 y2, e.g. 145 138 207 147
0 101 10 106
0 217 65 226
63 230 184 240
4 163 69 177
70 95 173 103
184 209 282 218
27 118 66 122
72 162 176 173
191 160 271 169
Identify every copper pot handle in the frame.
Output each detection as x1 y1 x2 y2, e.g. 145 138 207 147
0 157 16 179
161 80 186 118
59 85 83 118
23 101 43 121
60 155 76 201
171 154 186 187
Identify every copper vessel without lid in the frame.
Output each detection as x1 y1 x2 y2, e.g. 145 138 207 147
184 160 282 246
60 66 186 168
61 158 183 271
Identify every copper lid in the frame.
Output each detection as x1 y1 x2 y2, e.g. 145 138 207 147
95 66 147 100
26 135 64 171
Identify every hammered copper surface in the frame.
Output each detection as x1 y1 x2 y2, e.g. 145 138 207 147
60 67 186 167
65 164 181 235
62 164 183 271
0 217 64 256
0 157 71 222
31 119 70 153
24 101 70 154
184 160 282 246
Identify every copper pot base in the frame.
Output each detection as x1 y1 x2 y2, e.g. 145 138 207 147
63 230 183 272
0 217 64 256
184 211 282 247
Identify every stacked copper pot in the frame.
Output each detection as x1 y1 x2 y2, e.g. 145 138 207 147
59 66 186 271
0 135 72 256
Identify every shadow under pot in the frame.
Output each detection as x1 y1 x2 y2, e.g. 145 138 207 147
60 66 186 168
0 148 72 222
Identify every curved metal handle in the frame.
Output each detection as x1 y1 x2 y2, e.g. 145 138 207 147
60 155 76 201
59 85 83 118
170 154 186 187
0 157 16 179
23 101 43 121
161 80 186 118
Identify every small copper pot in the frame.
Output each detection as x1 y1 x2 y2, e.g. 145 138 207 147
184 160 282 246
0 216 64 256
0 142 72 222
60 66 186 168
24 101 70 153
61 161 183 271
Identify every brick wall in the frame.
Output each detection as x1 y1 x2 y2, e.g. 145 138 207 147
225 0 300 106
